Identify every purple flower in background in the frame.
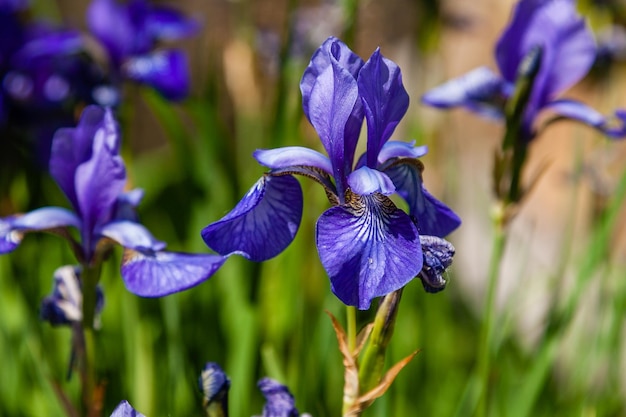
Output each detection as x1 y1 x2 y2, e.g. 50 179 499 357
422 0 626 142
40 265 105 327
87 0 200 100
0 105 225 296
202 37 460 309
257 378 300 417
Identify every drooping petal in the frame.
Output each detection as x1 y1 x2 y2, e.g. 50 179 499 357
384 162 461 237
258 378 300 417
121 249 226 297
544 99 626 138
201 175 303 261
316 193 422 310
110 400 146 417
49 105 111 210
496 0 596 109
98 220 166 252
347 166 395 196
254 146 333 174
0 207 81 253
421 66 508 120
123 49 190 101
73 107 126 250
306 53 360 195
358 48 409 167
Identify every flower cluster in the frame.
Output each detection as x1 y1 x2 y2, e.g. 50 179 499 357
202 37 460 309
0 105 224 297
422 0 626 142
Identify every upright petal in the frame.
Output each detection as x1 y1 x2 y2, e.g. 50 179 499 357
110 400 146 417
87 0 136 63
496 0 595 108
306 54 360 195
316 192 422 310
384 161 461 237
358 48 409 167
421 66 508 120
201 175 303 261
49 105 110 210
145 5 201 41
123 49 190 101
199 362 231 411
121 250 226 296
73 108 126 251
258 378 300 417
0 207 81 253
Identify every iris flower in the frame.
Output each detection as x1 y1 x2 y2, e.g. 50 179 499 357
0 105 225 296
87 0 200 100
422 0 626 142
202 37 460 309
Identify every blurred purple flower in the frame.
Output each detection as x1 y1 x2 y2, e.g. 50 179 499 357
422 0 626 142
110 400 145 417
87 0 200 100
0 105 225 296
40 265 105 328
202 37 460 309
257 378 300 417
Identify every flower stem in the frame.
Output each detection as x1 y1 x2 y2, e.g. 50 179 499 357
475 205 507 417
79 263 102 416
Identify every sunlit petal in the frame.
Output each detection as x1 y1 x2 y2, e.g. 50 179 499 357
98 220 166 252
201 175 303 261
254 146 332 174
316 193 422 309
347 166 395 195
121 249 226 297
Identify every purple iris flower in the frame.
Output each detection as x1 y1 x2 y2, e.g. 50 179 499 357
87 0 199 100
202 37 460 309
422 0 626 142
0 105 225 296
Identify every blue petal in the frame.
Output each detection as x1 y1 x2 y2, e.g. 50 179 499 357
123 49 190 100
201 175 303 261
87 0 137 63
358 48 409 167
112 189 145 221
110 400 146 417
347 166 395 195
254 146 332 174
384 162 461 237
258 378 299 417
316 193 422 310
545 99 626 138
98 220 166 252
0 207 81 253
121 250 226 297
421 66 508 120
418 235 455 293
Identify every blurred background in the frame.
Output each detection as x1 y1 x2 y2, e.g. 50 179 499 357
2 0 626 416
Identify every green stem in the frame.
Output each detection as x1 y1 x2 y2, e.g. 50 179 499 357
475 207 508 417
